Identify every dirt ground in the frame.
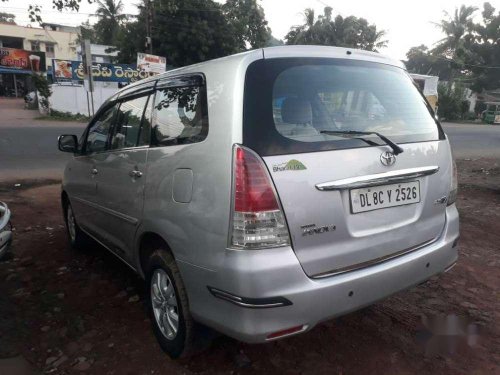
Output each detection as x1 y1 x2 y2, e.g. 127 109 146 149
0 158 499 375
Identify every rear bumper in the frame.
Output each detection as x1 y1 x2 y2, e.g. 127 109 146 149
180 205 459 343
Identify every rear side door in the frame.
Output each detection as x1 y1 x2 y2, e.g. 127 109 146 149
91 91 154 261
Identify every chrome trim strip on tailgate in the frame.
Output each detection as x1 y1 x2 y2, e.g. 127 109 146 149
315 166 439 191
311 238 438 279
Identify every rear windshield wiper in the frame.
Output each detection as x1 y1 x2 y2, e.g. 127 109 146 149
319 130 404 155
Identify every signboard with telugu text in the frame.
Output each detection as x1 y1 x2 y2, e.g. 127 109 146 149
52 60 154 83
71 62 154 82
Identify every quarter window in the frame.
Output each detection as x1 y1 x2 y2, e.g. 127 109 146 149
110 95 150 150
152 84 208 145
85 104 118 154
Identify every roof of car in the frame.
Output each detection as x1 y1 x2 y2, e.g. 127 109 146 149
111 45 405 100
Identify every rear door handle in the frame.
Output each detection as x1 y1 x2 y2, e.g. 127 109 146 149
91 168 98 175
129 170 143 178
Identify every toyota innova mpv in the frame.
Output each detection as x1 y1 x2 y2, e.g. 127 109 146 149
58 46 459 358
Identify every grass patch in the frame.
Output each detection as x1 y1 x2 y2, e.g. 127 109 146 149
36 110 90 122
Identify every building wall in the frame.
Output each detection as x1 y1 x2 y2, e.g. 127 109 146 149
48 83 119 115
0 23 79 70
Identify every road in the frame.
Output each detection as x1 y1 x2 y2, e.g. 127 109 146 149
1 98 499 182
0 99 86 182
442 122 500 158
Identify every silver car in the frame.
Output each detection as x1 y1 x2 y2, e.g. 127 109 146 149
58 46 459 358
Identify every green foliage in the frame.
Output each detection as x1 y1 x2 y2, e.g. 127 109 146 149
474 101 487 115
31 73 51 112
78 20 98 44
223 0 271 49
94 0 127 46
0 12 16 24
285 7 387 52
405 45 452 80
265 34 284 47
437 83 470 121
433 5 478 59
115 0 271 67
39 110 90 122
1 0 95 23
406 3 500 94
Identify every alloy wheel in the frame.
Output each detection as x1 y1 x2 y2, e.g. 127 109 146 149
150 269 179 340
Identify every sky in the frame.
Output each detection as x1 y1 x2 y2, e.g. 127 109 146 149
2 0 491 60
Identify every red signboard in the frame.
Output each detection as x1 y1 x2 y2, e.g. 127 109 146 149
0 47 46 72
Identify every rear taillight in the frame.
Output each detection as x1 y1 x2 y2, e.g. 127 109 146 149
447 158 458 206
229 145 290 249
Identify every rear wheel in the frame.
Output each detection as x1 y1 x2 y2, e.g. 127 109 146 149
146 249 194 358
64 200 88 250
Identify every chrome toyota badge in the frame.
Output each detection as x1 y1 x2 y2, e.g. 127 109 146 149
380 151 396 166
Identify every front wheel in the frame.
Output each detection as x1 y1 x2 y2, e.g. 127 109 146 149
146 250 194 358
64 200 88 250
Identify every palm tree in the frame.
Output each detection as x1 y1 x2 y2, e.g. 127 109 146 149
94 0 127 46
433 5 477 87
285 7 387 52
433 5 478 58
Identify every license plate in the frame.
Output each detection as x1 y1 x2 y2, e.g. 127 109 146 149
350 181 420 213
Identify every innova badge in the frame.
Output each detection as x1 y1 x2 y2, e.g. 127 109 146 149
380 151 396 166
273 159 307 172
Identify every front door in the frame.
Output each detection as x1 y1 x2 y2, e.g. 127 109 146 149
92 93 152 261
70 103 118 237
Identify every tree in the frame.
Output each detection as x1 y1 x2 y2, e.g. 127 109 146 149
405 45 452 81
265 34 284 47
465 2 500 92
285 7 387 52
77 20 98 44
94 0 127 46
406 3 499 94
437 82 469 121
433 5 478 88
0 12 16 24
115 0 273 67
0 0 95 23
223 0 271 50
433 5 478 60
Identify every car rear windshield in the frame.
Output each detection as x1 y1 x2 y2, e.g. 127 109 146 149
243 58 444 156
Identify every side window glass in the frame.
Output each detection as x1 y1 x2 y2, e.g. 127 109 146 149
152 84 208 145
86 105 117 154
110 95 150 150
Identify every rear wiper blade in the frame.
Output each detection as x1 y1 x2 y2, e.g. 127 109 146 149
319 130 404 155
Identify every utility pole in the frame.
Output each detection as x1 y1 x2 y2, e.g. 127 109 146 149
145 0 153 54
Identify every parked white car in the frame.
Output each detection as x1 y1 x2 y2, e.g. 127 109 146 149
58 46 459 358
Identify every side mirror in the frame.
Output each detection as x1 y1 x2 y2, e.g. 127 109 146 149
58 135 78 153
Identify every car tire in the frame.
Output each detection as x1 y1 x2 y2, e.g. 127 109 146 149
146 249 194 359
63 200 88 250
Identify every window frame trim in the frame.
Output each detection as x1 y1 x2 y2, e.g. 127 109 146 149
80 87 157 156
108 92 153 152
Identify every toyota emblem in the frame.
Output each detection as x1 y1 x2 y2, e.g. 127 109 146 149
380 151 396 166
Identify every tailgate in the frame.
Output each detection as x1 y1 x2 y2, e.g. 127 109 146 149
263 141 451 277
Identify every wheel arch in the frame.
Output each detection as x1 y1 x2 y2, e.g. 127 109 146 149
136 231 176 278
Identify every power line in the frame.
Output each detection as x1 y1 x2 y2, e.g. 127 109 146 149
433 55 500 69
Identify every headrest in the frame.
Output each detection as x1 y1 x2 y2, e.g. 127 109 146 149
281 97 312 125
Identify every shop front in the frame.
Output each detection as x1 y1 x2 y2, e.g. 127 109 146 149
0 47 46 98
